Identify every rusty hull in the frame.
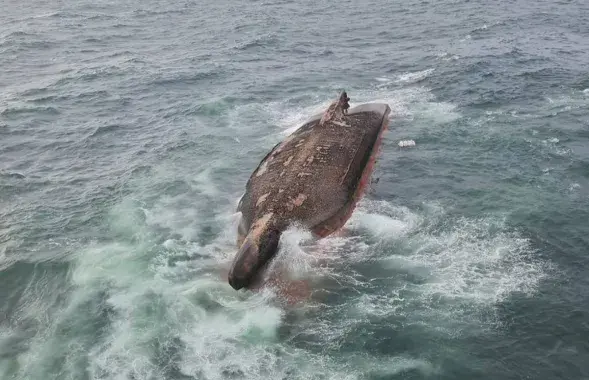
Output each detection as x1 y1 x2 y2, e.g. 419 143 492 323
228 93 391 290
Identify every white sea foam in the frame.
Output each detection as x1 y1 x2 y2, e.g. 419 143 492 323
285 200 552 334
7 179 552 380
436 52 460 61
87 197 437 378
345 201 421 240
0 238 19 271
543 92 589 118
224 74 458 144
260 83 461 142
541 136 571 157
396 68 435 84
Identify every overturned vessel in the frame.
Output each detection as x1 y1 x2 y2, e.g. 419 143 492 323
228 91 391 290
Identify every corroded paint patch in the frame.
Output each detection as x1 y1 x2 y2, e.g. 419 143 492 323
255 161 269 177
256 192 271 207
332 121 350 128
285 193 306 212
293 193 307 206
250 212 274 241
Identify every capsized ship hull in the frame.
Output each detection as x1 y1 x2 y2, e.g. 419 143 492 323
229 92 391 290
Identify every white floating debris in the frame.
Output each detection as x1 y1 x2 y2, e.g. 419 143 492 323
398 140 416 147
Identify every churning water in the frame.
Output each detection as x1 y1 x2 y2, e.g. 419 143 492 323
1 0 589 379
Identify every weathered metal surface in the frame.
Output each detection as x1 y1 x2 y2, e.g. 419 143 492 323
238 102 390 236
228 92 391 290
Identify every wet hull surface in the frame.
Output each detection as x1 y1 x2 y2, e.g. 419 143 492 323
235 102 391 300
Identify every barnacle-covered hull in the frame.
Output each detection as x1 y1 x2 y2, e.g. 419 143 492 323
228 93 391 290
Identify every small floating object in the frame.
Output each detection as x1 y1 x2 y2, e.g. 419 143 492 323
398 140 416 147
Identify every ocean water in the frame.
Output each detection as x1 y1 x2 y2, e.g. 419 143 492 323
1 0 589 379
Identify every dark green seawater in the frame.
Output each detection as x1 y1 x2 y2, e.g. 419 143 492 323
1 0 589 379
